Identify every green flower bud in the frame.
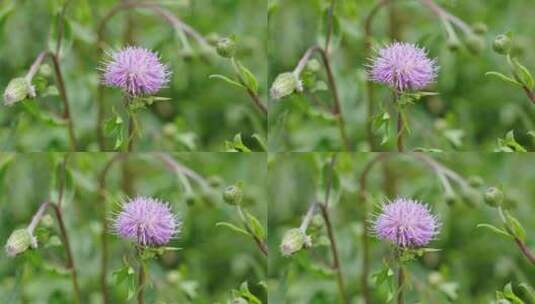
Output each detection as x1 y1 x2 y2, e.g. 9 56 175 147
472 22 488 35
306 59 321 73
231 297 248 304
3 77 35 106
39 64 53 77
309 214 324 230
5 229 33 257
468 176 484 188
41 214 55 228
446 37 461 52
270 72 301 100
493 34 512 55
444 192 457 206
461 189 480 208
280 228 311 256
216 37 236 58
483 187 504 207
223 185 243 205
465 35 485 54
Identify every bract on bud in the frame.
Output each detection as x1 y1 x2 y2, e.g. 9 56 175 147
280 228 311 256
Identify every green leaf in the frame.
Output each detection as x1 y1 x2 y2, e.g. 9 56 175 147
237 61 258 93
245 211 265 239
519 283 535 303
224 133 252 152
505 212 526 241
251 134 267 151
512 58 534 89
503 282 525 304
485 72 523 88
496 131 527 152
215 222 251 237
476 223 512 238
209 74 245 89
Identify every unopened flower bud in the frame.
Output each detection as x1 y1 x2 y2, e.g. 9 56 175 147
280 228 311 256
446 37 461 52
41 214 54 228
3 77 35 106
465 35 485 54
444 192 457 206
270 72 301 100
306 59 321 72
5 229 33 257
231 297 248 304
223 185 243 205
216 37 236 58
493 34 512 55
484 187 504 207
472 22 488 35
39 64 53 77
468 176 484 188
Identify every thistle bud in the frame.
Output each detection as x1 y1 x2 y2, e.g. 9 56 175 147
270 72 301 100
223 185 243 205
280 228 311 256
468 176 484 188
231 297 248 304
3 78 35 106
472 22 488 35
465 35 485 54
216 37 236 58
5 229 33 257
446 37 461 52
483 187 504 207
306 59 321 72
493 34 512 55
39 64 53 77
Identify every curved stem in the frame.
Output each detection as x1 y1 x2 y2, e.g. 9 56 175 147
319 154 348 304
50 204 81 304
319 204 349 304
293 46 351 150
55 0 72 55
324 0 336 54
513 237 535 265
51 54 78 151
396 110 404 152
127 111 136 152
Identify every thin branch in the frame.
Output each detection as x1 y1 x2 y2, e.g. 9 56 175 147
55 0 73 55
397 264 405 304
293 46 351 150
513 237 535 266
324 0 336 54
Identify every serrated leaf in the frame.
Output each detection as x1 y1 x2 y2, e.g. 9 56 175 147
476 224 512 238
209 74 245 89
216 222 251 237
485 72 523 88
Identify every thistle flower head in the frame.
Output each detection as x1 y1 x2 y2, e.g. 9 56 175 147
114 197 180 247
369 42 438 92
102 46 170 96
373 198 440 248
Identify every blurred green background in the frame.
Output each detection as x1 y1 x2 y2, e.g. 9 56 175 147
268 0 535 151
0 152 267 303
268 153 535 303
0 0 267 151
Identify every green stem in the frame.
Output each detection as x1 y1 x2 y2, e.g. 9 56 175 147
137 249 146 304
397 263 405 304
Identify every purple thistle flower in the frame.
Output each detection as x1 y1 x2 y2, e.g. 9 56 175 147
369 42 438 92
373 198 440 248
114 197 180 247
102 46 170 96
